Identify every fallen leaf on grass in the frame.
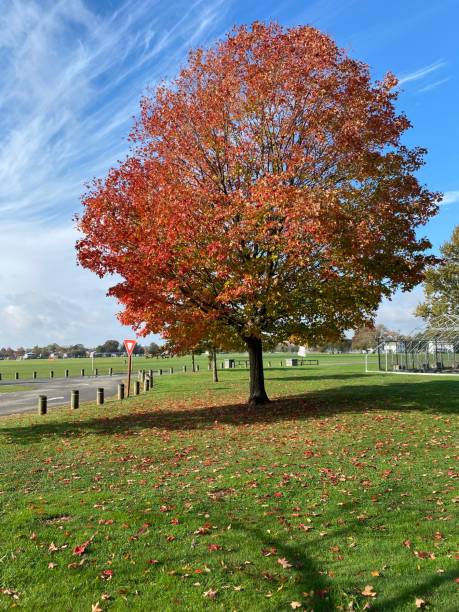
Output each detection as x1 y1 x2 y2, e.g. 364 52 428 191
291 602 302 609
92 603 103 612
371 571 380 577
67 558 86 569
203 589 218 599
415 598 427 608
73 540 91 556
278 557 293 569
330 545 340 553
414 551 435 560
361 585 377 597
1 588 20 600
48 562 57 569
101 570 113 581
194 524 212 536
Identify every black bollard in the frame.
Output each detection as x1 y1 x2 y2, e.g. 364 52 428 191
118 383 125 400
71 390 79 410
38 395 47 415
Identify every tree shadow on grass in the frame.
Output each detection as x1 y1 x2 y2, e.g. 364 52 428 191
266 373 362 382
371 569 457 611
237 524 334 610
1 375 457 444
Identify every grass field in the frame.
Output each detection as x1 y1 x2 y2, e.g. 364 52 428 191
0 385 32 394
0 357 457 611
0 352 362 381
0 351 280 381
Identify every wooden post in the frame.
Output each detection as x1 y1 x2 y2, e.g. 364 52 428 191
127 354 132 397
81 368 85 377
143 378 150 392
71 390 79 410
170 367 173 374
196 364 199 372
97 388 104 405
109 367 113 376
38 395 47 415
94 368 98 377
134 380 140 395
213 347 218 383
49 370 54 378
15 372 19 380
182 365 186 372
33 371 37 379
159 368 163 375
118 383 125 400
65 369 69 377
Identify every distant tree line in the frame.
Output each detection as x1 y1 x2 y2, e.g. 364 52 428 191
0 340 163 360
0 328 405 360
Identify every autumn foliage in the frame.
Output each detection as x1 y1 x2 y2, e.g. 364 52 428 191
76 22 439 404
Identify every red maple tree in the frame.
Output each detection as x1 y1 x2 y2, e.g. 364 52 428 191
76 23 440 405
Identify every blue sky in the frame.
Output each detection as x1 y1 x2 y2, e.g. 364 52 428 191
0 0 457 347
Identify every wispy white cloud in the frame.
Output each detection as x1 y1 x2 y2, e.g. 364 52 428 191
0 0 228 346
417 76 451 93
398 59 446 85
0 0 227 223
440 190 459 205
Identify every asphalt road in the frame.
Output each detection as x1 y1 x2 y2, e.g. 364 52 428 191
0 374 126 417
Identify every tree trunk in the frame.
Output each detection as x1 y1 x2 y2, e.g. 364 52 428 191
245 336 270 406
191 351 196 373
212 347 218 383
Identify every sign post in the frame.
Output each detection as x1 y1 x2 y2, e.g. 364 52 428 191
124 339 137 397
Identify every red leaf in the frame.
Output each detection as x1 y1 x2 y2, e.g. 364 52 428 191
73 540 91 556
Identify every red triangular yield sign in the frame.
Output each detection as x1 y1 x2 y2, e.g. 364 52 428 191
124 339 137 356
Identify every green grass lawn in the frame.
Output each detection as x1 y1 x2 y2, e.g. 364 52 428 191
0 351 362 381
0 359 457 611
0 385 32 394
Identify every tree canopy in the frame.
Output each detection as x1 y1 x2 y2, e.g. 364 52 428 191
76 22 439 404
351 325 397 350
416 225 459 321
